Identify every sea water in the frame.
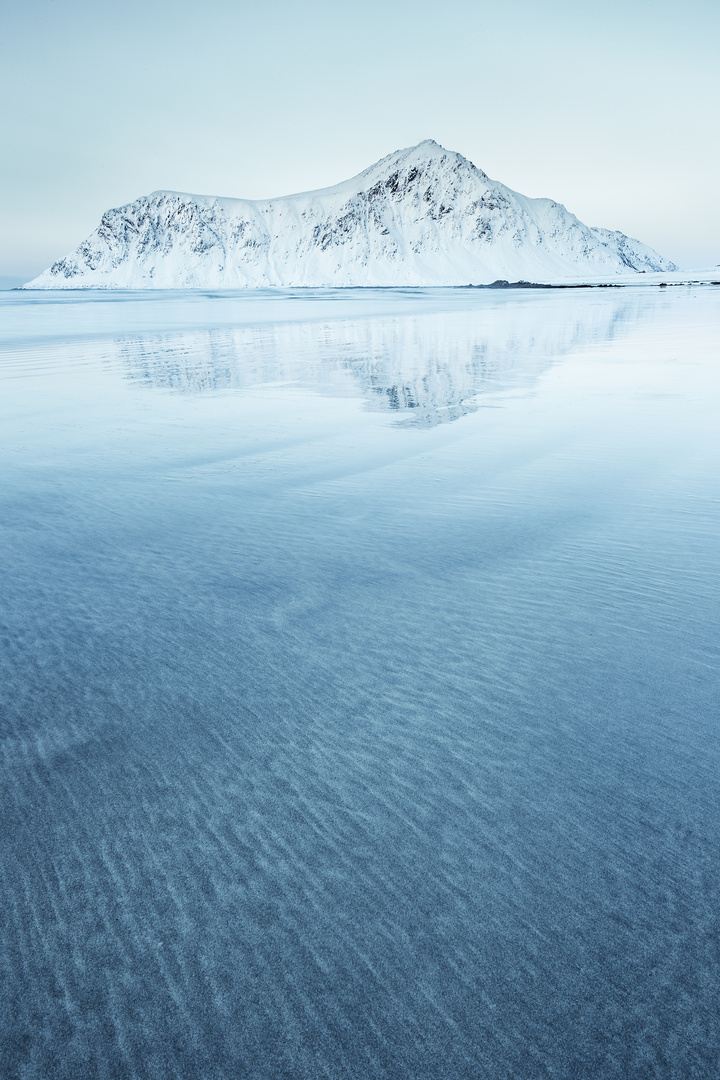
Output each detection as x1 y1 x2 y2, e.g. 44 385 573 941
1 286 719 1078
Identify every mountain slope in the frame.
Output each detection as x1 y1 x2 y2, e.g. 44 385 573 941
24 141 676 288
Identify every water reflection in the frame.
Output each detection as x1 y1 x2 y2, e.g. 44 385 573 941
119 291 653 425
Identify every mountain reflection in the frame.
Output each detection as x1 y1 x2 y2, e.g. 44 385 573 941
121 292 650 425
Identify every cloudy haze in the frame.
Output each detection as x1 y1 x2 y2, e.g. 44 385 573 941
2 0 718 282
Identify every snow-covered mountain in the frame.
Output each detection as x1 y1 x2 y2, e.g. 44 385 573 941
24 141 676 288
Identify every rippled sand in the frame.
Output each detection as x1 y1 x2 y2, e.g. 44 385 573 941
1 287 719 1078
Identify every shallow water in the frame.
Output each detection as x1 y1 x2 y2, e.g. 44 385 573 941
1 287 719 1079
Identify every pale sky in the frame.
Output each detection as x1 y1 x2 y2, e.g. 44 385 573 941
2 0 718 282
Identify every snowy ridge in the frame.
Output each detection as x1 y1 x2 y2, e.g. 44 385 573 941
24 141 676 288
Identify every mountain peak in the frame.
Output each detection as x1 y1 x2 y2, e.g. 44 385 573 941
381 138 468 164
354 139 488 188
410 138 443 152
